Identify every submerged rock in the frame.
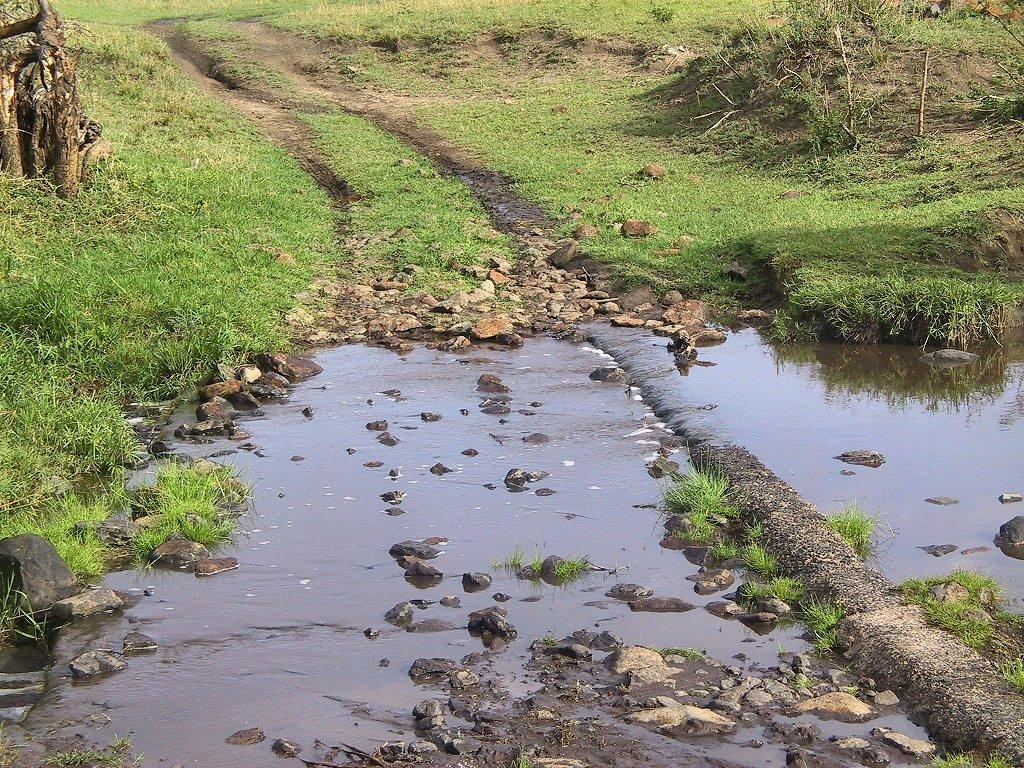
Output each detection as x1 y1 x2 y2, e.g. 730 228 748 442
0 534 77 612
834 450 885 468
123 632 158 654
390 540 441 560
226 727 265 745
70 650 126 679
605 584 653 601
257 352 323 380
150 534 210 570
626 704 735 735
194 556 239 577
468 606 517 640
920 349 979 367
628 597 694 613
792 692 873 722
462 573 492 592
589 367 627 383
271 739 302 757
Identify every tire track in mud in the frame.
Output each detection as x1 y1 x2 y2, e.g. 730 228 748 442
153 20 553 243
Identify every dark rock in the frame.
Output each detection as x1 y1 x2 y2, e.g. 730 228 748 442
421 412 442 422
535 488 556 497
50 587 124 621
301 406 314 418
70 650 126 679
522 433 550 444
408 619 459 633
73 514 139 549
687 567 735 595
723 261 749 280
390 540 441 560
999 515 1024 544
925 496 959 506
606 583 654 601
123 632 158 654
440 595 461 608
835 450 885 468
405 560 443 585
592 630 624 651
543 643 592 661
430 463 453 475
477 373 509 393
462 449 479 457
150 534 210 569
199 379 242 401
197 396 235 423
377 432 400 447
271 739 302 757
386 507 405 516
493 592 512 602
380 490 406 504
462 573 492 592
628 597 694 613
364 627 380 639
409 658 457 682
504 468 547 489
366 420 389 432
589 366 627 383
248 371 290 399
257 353 323 380
0 534 78 612
647 457 680 479
386 602 415 627
467 606 517 640
548 241 581 268
226 727 265 745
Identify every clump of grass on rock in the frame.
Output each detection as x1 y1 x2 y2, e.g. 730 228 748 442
825 504 876 558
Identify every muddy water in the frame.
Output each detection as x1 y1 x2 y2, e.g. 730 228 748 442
591 326 1024 605
25 338 912 767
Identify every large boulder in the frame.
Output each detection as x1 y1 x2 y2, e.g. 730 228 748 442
0 534 77 612
257 353 323 381
50 587 125 622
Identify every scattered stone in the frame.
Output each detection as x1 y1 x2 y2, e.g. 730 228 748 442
408 619 459 633
605 584 653 601
628 597 694 613
919 544 958 557
377 432 400 446
873 728 936 759
421 412 441 422
390 540 441 560
504 468 547 489
610 314 645 328
70 650 126 679
409 658 457 682
226 727 265 745
535 488 556 497
722 261 748 280
605 646 673 686
301 406 314 418
686 567 734 595
493 593 512 602
440 595 461 608
522 433 550 445
257 353 323 380
621 219 658 238
195 557 239 577
663 299 706 326
573 224 600 240
0 534 78 612
123 632 158 654
477 373 509 393
271 739 302 757
471 316 514 341
792 692 873 722
366 420 389 431
999 493 1023 504
925 496 958 506
589 367 627 383
735 309 772 326
430 463 453 475
873 690 900 706
641 163 667 179
705 600 745 618
73 514 138 549
405 561 443 584
380 490 406 504
151 534 210 570
468 606 517 640
462 573 492 592
997 516 1024 553
835 450 885 468
548 241 581 267
50 587 124 621
199 379 242 401
364 627 380 639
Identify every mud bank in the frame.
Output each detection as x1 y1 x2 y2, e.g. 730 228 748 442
587 326 1024 762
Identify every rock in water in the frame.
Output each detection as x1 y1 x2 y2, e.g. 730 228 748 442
225 727 265 745
272 739 302 757
50 587 124 621
150 534 210 569
123 632 158 654
462 573 492 592
628 597 694 613
257 353 323 380
589 367 627 383
194 557 239 577
0 534 78 612
834 450 885 468
70 650 126 679
920 349 979 367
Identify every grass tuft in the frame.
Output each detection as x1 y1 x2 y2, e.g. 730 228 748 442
742 542 779 577
741 576 804 605
901 571 1003 649
1000 657 1024 694
802 599 845 654
648 646 705 660
825 505 876 558
554 555 591 581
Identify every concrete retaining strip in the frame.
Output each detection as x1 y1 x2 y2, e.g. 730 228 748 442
690 443 1024 763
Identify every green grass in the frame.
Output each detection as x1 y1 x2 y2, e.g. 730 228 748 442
492 546 526 571
825 505 876 558
0 21 335 591
802 599 845 654
742 542 779 577
553 555 591 581
663 470 738 544
130 463 248 561
901 571 1003 649
708 540 740 562
999 657 1024 694
929 756 1014 768
0 575 47 647
741 576 805 605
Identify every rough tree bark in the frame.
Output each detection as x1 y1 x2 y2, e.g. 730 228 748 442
0 0 103 197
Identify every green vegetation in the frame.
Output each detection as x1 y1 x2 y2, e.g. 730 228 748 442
553 555 591 581
742 542 779 577
509 751 536 768
999 657 1024 693
130 463 248 561
708 540 740 562
663 470 738 544
901 571 1003 649
825 505 876 558
492 546 526 571
0 22 334 584
741 576 805 605
929 755 1014 768
802 599 845 654
0 576 47 647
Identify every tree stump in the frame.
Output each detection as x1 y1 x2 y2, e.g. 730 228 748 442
0 0 103 197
